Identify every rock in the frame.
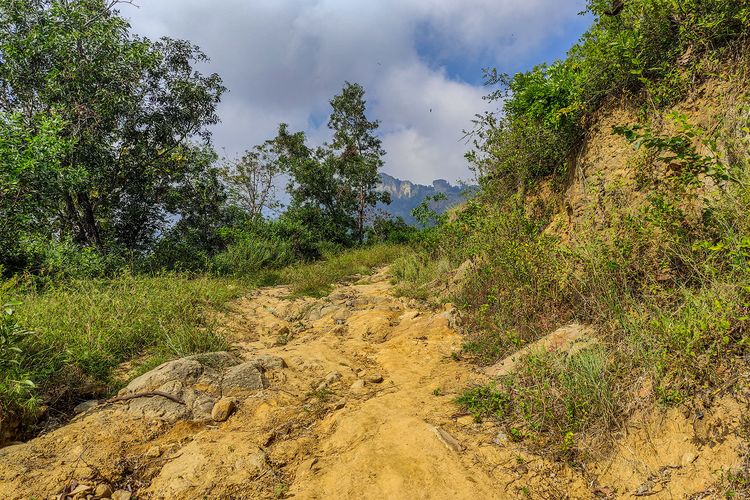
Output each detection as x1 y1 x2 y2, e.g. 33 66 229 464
68 484 92 497
222 362 268 394
187 351 241 369
144 445 162 459
320 305 340 317
456 415 474 426
111 491 132 500
634 479 655 496
350 379 366 391
483 323 596 377
296 457 319 477
94 484 113 498
399 310 420 321
122 358 204 396
73 400 98 415
325 371 342 384
333 399 346 410
493 431 509 445
433 426 464 452
366 372 384 384
253 354 287 370
211 398 237 422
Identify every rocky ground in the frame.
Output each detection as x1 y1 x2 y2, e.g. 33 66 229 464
0 268 747 499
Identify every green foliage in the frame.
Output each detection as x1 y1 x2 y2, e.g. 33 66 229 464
0 112 71 273
456 348 619 457
283 83 390 247
212 235 296 279
469 1 750 193
614 112 740 188
456 385 510 422
0 283 38 416
367 216 419 244
391 253 453 301
0 0 225 259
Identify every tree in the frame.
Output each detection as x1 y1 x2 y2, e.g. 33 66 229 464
0 112 70 272
221 138 285 219
0 0 225 255
327 82 390 243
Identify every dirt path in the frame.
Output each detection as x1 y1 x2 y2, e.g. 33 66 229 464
0 268 745 498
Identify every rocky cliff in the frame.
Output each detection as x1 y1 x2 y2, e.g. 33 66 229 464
377 173 475 225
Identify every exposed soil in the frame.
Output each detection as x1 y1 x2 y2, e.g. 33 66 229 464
0 268 746 498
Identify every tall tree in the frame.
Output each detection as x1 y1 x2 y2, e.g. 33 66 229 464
221 138 285 219
279 123 358 246
0 0 225 254
327 82 390 243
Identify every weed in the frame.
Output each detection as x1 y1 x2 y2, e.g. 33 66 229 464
456 385 511 422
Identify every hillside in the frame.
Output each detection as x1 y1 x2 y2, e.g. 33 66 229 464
377 173 475 225
1 1 750 499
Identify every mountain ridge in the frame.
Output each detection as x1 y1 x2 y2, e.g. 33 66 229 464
377 173 475 224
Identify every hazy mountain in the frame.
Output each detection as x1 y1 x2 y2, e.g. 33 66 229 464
376 173 476 225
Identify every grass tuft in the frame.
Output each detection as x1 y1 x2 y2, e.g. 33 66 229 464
281 243 406 297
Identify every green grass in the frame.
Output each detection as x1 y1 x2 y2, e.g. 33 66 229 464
391 252 454 301
457 348 619 457
280 243 406 297
3 272 247 420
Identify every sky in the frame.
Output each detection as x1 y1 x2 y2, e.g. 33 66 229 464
122 0 592 185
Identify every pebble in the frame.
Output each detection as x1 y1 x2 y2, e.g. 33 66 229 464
111 491 132 500
212 398 237 422
493 431 508 445
325 371 342 384
94 484 113 498
366 373 384 384
350 379 366 391
144 445 162 459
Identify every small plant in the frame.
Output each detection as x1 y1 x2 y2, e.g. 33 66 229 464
307 387 333 401
456 385 511 422
509 427 524 442
432 388 442 396
0 296 38 414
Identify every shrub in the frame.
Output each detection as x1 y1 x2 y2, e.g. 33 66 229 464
0 283 38 416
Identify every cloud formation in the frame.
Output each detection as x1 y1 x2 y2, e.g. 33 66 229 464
123 0 588 184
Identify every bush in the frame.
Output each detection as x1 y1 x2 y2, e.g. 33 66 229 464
212 236 297 278
0 282 38 417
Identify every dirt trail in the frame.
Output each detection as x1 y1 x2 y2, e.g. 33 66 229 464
0 268 746 498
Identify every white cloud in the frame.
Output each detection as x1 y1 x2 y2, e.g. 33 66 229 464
121 0 587 184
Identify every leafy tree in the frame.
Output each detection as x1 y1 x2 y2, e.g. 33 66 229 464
327 82 390 243
221 138 285 219
0 112 70 272
0 0 225 256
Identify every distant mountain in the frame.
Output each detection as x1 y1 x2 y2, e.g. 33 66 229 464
376 173 476 225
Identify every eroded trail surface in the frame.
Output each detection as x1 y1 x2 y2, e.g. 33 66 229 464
0 269 745 499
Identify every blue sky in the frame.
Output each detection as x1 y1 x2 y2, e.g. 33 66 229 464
123 0 592 184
